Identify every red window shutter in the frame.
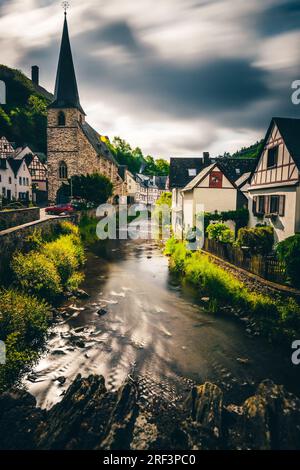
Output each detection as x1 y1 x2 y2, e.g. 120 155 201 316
209 171 223 188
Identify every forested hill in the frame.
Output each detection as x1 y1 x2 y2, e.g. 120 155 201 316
222 140 264 160
0 65 51 153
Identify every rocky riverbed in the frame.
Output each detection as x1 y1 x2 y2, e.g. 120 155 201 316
1 374 300 450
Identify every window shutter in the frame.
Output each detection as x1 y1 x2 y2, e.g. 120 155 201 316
265 196 270 214
252 196 257 215
279 195 285 216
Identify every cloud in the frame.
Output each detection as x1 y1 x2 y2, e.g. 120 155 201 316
1 0 300 157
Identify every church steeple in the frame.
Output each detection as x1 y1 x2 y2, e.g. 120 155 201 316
49 11 85 114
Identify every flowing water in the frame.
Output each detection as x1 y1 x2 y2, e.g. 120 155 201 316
26 239 300 409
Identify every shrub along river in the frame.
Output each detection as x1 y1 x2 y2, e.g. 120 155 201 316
26 239 300 409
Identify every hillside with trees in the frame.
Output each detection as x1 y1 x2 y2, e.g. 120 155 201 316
0 65 50 153
221 140 264 160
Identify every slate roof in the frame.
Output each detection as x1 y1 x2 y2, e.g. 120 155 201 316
217 158 256 183
80 122 117 165
7 158 23 177
49 14 85 114
169 156 255 189
169 157 208 189
269 117 300 170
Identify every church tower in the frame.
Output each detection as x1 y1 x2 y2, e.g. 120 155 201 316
47 10 86 203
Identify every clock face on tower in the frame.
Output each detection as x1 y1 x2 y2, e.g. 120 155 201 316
209 171 223 188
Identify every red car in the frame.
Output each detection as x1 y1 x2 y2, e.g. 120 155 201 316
45 203 75 216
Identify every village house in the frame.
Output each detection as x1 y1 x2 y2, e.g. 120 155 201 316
0 156 32 203
170 153 255 237
14 146 48 203
47 12 126 203
247 117 300 242
134 174 168 205
0 136 14 158
170 153 211 236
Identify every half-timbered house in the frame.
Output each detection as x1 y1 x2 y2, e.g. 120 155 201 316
248 117 300 242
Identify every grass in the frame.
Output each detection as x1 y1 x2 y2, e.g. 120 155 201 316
0 221 86 393
165 237 300 344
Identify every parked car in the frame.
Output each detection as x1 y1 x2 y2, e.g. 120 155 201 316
45 203 75 216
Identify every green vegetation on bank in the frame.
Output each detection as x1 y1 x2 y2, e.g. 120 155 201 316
0 221 86 392
276 234 300 288
165 238 300 345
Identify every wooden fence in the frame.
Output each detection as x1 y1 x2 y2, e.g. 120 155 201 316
204 238 287 285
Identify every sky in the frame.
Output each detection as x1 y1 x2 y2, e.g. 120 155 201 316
0 0 299 159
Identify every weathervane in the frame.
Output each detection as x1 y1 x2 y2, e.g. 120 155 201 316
62 1 70 15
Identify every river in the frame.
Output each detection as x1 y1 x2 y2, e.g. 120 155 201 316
26 239 300 409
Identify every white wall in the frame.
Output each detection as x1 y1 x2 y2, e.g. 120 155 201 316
248 186 297 243
193 187 237 213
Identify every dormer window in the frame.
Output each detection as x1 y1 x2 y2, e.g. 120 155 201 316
58 111 66 126
188 169 196 177
267 146 278 168
236 168 241 175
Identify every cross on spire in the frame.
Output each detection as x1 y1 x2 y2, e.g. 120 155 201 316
62 1 70 16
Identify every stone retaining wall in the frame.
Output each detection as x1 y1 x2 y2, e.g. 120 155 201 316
0 217 68 280
204 250 300 301
0 207 40 231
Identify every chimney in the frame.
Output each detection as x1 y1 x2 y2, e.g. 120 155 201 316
31 66 39 86
203 152 210 165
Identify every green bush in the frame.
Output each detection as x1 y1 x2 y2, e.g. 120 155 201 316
276 234 300 287
59 221 80 238
11 251 62 301
236 226 274 254
0 290 50 392
42 235 85 286
206 223 234 243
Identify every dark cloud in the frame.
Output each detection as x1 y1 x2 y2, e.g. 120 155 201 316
92 20 146 54
255 0 300 37
2 0 300 155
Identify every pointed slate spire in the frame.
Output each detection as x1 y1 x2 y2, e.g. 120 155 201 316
49 12 85 114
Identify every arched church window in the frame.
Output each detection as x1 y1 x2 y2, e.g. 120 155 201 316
0 80 6 105
59 161 68 180
58 111 66 126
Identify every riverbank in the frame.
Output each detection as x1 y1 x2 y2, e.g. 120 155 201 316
0 221 87 393
1 372 300 450
164 238 300 347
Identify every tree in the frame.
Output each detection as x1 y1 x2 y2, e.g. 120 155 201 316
156 192 172 208
71 173 113 205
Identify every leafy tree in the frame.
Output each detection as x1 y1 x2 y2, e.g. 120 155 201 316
71 173 113 205
276 234 300 287
156 191 172 208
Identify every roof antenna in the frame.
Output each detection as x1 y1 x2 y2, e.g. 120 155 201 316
62 1 70 16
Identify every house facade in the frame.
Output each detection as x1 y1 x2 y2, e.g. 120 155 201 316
14 146 48 202
181 162 249 233
134 174 168 205
0 136 14 158
170 154 210 237
47 12 125 203
0 157 32 202
248 117 300 242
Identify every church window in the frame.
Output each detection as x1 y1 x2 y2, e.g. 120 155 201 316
58 111 66 126
59 161 68 180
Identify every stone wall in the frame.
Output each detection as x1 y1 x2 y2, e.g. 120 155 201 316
0 207 40 232
0 217 66 280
